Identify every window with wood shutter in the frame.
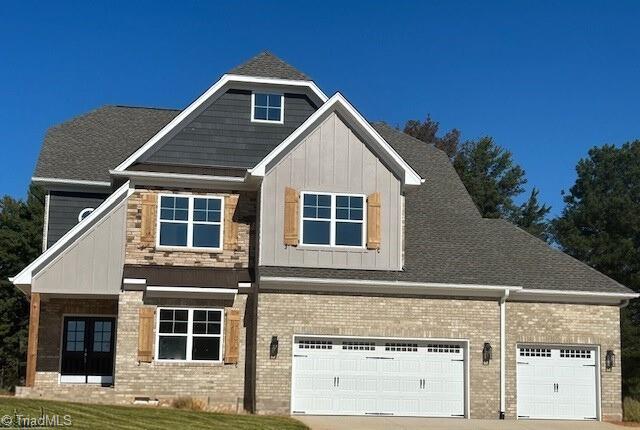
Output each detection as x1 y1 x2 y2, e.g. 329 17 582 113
140 193 157 244
138 307 155 362
224 308 241 364
284 187 299 246
223 195 239 250
367 192 381 250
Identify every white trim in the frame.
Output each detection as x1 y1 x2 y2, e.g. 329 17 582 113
154 307 224 364
249 93 424 186
110 169 248 188
156 193 224 252
114 74 328 172
42 192 50 252
146 286 238 296
251 92 284 124
237 282 252 290
499 290 509 417
31 176 111 188
299 191 366 248
11 181 132 286
77 207 95 222
514 288 638 299
123 278 146 285
290 334 470 418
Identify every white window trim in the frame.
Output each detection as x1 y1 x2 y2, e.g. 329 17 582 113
154 307 224 364
78 207 95 222
299 191 366 249
156 193 224 252
251 92 284 124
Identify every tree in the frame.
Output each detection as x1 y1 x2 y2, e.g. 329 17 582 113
404 115 460 159
509 188 551 241
552 141 640 397
453 136 527 219
0 184 44 389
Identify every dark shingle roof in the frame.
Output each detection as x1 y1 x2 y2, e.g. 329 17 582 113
227 52 310 80
32 107 632 294
260 124 633 294
34 106 178 183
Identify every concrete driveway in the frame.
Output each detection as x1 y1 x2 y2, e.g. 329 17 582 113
296 416 624 430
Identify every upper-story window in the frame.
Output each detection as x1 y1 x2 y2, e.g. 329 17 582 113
301 192 365 247
157 194 223 250
251 92 284 124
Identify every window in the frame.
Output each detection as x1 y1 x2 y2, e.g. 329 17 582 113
65 320 85 352
157 194 223 250
251 93 284 123
156 308 223 362
78 207 95 222
301 192 365 247
93 321 112 352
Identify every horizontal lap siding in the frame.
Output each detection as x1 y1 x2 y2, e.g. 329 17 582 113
47 191 108 247
145 90 317 168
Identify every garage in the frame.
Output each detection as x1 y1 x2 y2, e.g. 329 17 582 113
291 336 467 417
516 345 598 420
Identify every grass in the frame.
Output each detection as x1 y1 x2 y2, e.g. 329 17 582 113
0 397 308 430
625 397 640 422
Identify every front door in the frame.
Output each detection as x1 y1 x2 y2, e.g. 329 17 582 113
61 316 115 384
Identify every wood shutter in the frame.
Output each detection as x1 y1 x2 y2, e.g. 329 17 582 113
138 307 155 362
283 187 299 246
224 308 241 364
224 195 240 250
140 193 157 245
367 192 381 250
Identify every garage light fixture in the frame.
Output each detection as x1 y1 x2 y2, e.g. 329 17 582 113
270 336 279 359
483 342 492 365
606 350 615 371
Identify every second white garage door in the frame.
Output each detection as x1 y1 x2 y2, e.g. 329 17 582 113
517 345 598 420
291 336 466 417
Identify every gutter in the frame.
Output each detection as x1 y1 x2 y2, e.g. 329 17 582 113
109 170 253 189
499 289 509 420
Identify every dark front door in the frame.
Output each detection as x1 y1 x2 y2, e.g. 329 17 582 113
61 316 115 384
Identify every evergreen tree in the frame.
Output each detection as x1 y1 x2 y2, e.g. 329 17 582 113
404 115 460 159
510 188 551 241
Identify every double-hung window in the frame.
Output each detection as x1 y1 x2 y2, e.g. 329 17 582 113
251 93 284 123
156 308 223 362
158 194 223 250
301 192 365 247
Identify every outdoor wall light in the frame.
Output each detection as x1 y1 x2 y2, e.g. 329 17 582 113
270 336 279 359
482 342 492 365
606 350 616 371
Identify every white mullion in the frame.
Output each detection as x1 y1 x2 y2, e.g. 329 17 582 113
330 194 336 246
187 197 194 248
186 309 194 361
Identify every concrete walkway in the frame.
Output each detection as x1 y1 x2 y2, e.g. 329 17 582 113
297 416 624 430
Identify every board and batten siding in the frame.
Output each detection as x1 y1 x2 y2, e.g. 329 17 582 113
261 112 403 271
145 89 318 168
32 196 127 295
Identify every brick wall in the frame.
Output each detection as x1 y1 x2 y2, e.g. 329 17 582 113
125 189 256 269
255 292 501 418
505 302 622 421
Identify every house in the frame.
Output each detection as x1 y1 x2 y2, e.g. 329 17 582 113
11 52 638 421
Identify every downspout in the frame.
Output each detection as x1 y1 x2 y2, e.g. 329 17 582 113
499 289 510 419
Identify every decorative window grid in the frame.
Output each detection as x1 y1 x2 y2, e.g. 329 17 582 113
342 341 375 351
560 349 591 359
427 344 461 353
519 347 551 357
299 340 333 350
385 343 418 352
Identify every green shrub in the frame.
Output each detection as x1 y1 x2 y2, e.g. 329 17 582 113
624 397 640 422
171 396 206 411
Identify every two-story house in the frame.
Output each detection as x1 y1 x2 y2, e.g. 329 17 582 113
11 52 638 422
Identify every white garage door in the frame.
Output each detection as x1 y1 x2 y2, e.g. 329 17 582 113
517 345 598 420
291 337 466 417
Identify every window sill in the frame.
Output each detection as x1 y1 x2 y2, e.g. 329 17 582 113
296 245 369 253
155 245 223 254
152 360 224 367
250 118 284 125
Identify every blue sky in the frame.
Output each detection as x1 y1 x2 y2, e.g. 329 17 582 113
1 1 639 216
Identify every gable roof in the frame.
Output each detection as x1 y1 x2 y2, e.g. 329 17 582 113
260 124 635 296
250 93 424 185
227 52 310 80
34 106 178 183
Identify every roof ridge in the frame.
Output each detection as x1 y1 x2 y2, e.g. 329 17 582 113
227 51 310 81
111 104 180 112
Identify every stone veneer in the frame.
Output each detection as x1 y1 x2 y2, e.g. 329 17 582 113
125 188 256 269
255 292 623 420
